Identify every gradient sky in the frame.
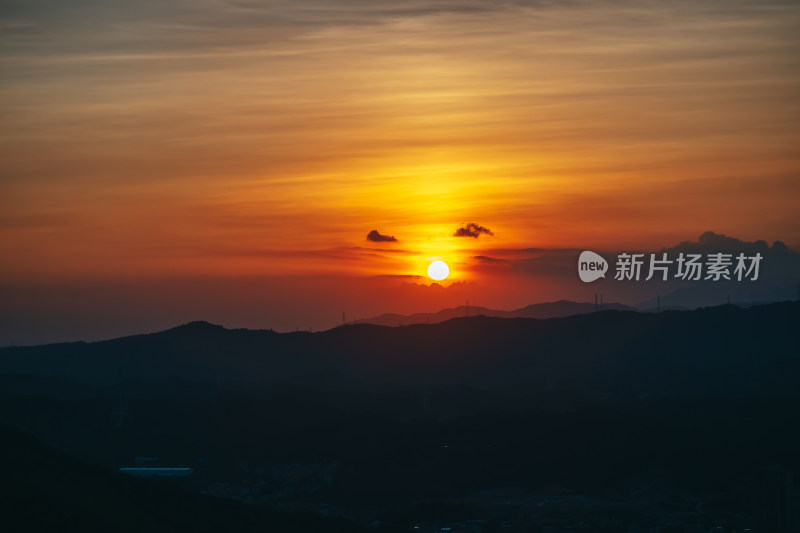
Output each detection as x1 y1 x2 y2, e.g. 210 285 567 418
1 0 799 343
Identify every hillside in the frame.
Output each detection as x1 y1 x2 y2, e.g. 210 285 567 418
2 302 799 531
0 423 362 533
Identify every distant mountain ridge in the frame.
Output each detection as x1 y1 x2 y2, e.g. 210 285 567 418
350 299 637 326
1 301 798 397
636 231 800 308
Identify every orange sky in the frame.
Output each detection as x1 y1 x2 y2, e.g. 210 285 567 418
1 0 799 343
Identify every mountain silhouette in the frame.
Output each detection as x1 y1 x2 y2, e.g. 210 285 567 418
350 299 636 326
636 232 800 308
1 301 797 396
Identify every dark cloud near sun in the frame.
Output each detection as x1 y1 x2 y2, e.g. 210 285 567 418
367 229 398 242
454 223 494 238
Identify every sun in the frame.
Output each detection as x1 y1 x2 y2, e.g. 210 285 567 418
427 260 449 281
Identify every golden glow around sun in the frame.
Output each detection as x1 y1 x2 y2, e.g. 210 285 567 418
427 260 449 281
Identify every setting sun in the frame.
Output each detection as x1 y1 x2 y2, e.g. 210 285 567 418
427 260 450 281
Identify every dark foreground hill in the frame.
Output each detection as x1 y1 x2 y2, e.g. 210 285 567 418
0 423 362 533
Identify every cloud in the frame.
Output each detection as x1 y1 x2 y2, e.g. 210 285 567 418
465 247 585 278
454 223 494 238
352 246 419 254
473 255 508 264
367 229 398 242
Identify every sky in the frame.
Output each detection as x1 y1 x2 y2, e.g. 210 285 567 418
1 0 799 344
